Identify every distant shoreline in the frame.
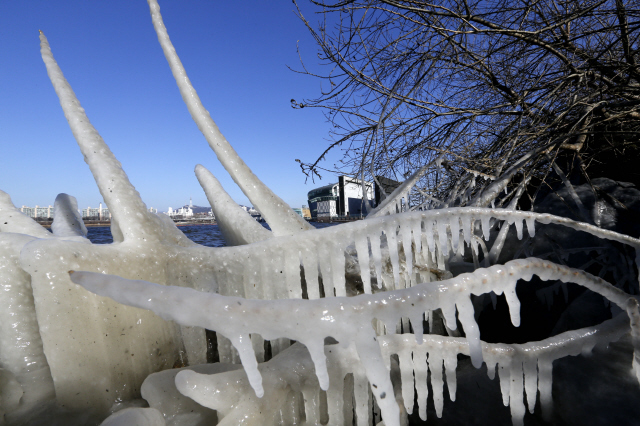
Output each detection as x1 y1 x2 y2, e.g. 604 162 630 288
37 220 218 228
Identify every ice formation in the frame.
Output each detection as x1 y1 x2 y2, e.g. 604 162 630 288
0 1 639 425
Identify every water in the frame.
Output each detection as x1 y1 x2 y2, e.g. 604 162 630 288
86 221 339 246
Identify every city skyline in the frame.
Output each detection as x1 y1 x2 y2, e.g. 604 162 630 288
0 2 344 214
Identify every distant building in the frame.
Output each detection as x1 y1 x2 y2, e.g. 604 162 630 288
165 198 213 219
307 176 375 219
20 205 54 219
82 203 110 220
301 206 311 219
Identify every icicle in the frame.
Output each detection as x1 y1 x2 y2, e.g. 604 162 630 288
369 232 383 289
504 281 522 327
509 360 526 426
400 222 414 283
523 357 538 414
461 215 472 247
251 334 265 363
300 248 320 299
525 216 536 238
414 348 429 421
498 362 511 406
353 369 370 426
444 351 457 402
514 219 524 240
437 219 449 256
398 348 414 414
537 356 554 421
425 220 436 254
411 313 424 344
428 353 445 418
331 242 347 297
355 232 372 294
384 221 401 289
449 216 460 253
455 296 483 368
318 241 335 297
412 218 423 258
481 216 491 241
284 245 302 299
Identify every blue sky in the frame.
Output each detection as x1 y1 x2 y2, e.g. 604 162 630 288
0 1 342 212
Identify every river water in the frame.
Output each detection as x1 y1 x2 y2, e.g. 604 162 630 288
86 222 338 246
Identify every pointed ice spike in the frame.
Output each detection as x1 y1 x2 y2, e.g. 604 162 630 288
354 232 372 294
51 194 88 238
0 190 52 238
40 32 160 242
147 0 311 236
195 165 271 245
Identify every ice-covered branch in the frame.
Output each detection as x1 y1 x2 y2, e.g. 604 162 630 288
71 258 636 426
146 0 311 237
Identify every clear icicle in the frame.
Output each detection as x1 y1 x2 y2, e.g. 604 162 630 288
400 222 414 283
449 216 460 253
481 216 491 241
369 232 383 289
384 221 401 289
355 232 372 294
